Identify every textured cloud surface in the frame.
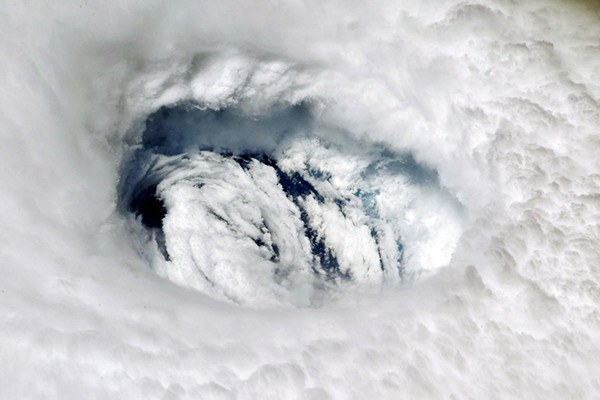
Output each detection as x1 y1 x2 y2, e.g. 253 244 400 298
1 0 600 398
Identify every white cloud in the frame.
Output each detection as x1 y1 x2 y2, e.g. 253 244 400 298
1 0 600 398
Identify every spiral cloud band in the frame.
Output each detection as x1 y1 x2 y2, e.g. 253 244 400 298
1 0 600 398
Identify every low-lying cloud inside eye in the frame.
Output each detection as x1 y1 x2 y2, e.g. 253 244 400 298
119 103 463 307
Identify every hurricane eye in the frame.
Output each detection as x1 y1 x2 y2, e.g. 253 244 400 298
118 103 464 307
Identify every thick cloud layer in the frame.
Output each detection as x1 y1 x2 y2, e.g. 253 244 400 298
1 0 600 398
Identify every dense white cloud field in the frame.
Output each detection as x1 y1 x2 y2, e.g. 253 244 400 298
1 0 600 398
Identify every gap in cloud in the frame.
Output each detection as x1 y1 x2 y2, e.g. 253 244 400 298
141 102 313 156
117 102 464 307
